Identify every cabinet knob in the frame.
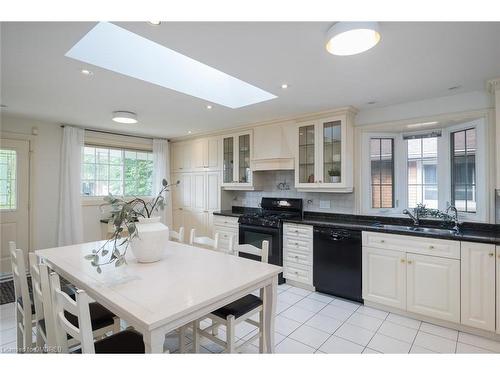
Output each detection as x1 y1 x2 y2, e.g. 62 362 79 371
295 242 299 245
295 255 299 259
400 259 406 263
407 260 413 264
489 253 494 257
429 245 434 249
295 271 299 275
380 239 385 243
319 180 322 183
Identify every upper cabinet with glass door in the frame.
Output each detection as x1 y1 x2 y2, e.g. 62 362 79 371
294 107 356 192
221 130 256 190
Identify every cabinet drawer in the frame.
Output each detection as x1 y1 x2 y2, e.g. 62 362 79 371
284 249 312 266
283 237 311 254
284 263 312 285
362 231 460 259
213 215 239 229
283 224 313 240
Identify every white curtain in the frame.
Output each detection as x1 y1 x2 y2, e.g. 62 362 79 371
152 139 171 226
57 126 84 246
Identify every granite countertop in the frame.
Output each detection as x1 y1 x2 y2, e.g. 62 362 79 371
214 208 500 245
284 212 500 245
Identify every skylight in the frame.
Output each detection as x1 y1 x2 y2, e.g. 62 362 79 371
65 22 277 109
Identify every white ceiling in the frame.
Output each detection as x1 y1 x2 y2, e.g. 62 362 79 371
1 22 500 138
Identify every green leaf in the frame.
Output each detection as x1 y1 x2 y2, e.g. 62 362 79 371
115 258 125 267
96 266 102 274
101 249 109 256
84 254 95 260
162 178 168 187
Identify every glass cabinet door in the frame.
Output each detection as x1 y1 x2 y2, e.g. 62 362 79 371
298 125 315 184
223 136 234 183
238 134 250 183
323 120 342 183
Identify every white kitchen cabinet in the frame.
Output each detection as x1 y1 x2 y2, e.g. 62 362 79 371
461 242 496 331
497 245 500 334
191 137 220 170
221 130 257 190
294 107 356 192
406 253 460 323
252 122 294 171
171 141 192 172
283 223 314 286
362 247 406 309
172 173 192 209
213 215 239 253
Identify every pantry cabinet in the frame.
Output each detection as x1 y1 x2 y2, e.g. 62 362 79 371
461 242 496 331
172 141 192 171
294 108 356 192
406 253 460 323
362 247 406 309
172 137 220 172
221 130 255 190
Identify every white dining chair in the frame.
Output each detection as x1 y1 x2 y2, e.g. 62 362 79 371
192 240 270 353
169 226 185 243
9 241 35 352
48 271 145 354
189 228 221 251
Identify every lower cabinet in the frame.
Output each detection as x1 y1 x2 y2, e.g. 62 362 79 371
213 215 239 253
362 247 406 310
283 224 313 286
461 242 496 332
406 253 460 323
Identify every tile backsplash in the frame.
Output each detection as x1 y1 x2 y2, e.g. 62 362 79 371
223 170 355 213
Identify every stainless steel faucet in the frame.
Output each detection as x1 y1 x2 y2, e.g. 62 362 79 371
402 209 419 226
446 205 460 233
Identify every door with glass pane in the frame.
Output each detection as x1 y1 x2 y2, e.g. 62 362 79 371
238 134 251 183
296 123 317 187
0 139 30 275
221 131 252 187
321 120 342 185
222 136 234 184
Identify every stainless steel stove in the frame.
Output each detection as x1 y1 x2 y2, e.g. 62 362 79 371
238 198 303 284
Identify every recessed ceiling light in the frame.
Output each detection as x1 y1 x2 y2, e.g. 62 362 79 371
188 130 192 134
326 22 381 56
148 21 161 26
206 105 213 110
66 22 277 108
81 69 93 76
112 111 138 124
281 83 288 89
448 85 462 91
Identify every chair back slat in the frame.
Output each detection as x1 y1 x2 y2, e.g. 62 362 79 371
169 226 185 243
9 242 31 318
189 229 220 251
234 240 269 263
29 254 45 324
39 262 57 347
49 272 95 353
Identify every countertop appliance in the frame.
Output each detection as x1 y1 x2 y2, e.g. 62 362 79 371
313 226 363 303
238 198 303 284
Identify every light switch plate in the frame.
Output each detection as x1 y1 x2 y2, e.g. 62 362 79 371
319 200 330 209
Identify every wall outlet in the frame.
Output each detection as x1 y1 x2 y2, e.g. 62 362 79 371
319 200 330 209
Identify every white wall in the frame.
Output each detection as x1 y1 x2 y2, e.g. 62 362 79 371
0 113 105 249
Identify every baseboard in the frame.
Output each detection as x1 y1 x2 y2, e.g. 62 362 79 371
284 279 315 292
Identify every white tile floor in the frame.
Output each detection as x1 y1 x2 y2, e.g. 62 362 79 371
2 283 500 354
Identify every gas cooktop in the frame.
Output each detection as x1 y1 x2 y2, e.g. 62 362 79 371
238 198 303 228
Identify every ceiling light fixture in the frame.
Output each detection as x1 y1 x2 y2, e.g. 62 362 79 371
81 69 93 76
112 111 138 124
326 22 381 56
188 130 192 134
206 105 213 110
281 83 288 89
406 121 439 129
148 21 161 26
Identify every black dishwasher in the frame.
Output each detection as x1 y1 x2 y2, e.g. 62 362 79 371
313 226 363 303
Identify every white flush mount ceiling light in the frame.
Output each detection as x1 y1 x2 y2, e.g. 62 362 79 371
326 22 381 56
112 111 138 124
66 22 276 108
148 21 161 26
281 83 288 89
81 69 93 76
206 105 213 110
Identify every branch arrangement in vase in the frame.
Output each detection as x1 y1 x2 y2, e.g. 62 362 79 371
84 178 179 273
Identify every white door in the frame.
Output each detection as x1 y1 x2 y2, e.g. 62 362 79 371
497 246 500 334
191 139 207 170
362 247 406 309
205 171 220 235
206 138 220 170
191 172 206 211
407 253 460 323
177 173 192 209
0 139 30 275
461 242 496 331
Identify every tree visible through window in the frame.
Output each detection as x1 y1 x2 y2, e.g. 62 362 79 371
451 128 476 212
370 138 394 208
81 146 153 197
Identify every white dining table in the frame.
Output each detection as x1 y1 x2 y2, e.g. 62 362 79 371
36 240 281 353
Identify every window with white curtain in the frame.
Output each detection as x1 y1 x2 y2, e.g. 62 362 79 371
81 145 153 197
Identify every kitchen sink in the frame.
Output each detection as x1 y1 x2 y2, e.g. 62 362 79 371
373 223 459 236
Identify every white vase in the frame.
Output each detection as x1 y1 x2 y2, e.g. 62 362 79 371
330 176 340 183
130 216 169 263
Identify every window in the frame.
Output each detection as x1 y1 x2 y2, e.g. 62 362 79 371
81 146 153 197
370 138 394 208
407 137 438 209
451 128 476 213
0 149 16 209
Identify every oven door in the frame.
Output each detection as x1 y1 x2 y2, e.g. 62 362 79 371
238 224 284 284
